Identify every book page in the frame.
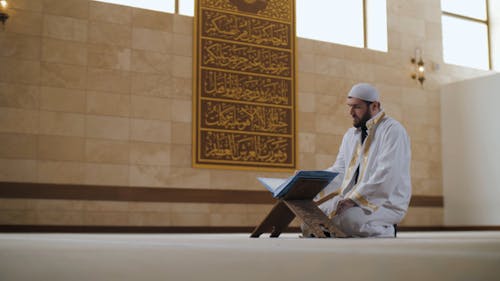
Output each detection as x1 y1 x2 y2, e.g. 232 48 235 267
257 177 287 193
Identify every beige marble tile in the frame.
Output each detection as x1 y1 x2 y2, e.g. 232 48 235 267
43 14 87 42
376 84 403 105
88 44 131 71
402 104 433 126
314 75 350 96
312 40 346 58
131 50 173 74
131 72 175 97
42 0 88 19
297 72 315 93
0 58 40 85
173 77 192 98
171 121 191 145
131 27 174 53
169 144 191 168
401 88 429 106
9 0 43 12
297 112 315 133
40 62 87 90
0 107 39 134
417 179 443 196
0 159 37 182
0 83 39 109
128 202 171 213
40 86 86 113
298 131 316 154
297 38 315 54
172 55 192 78
209 170 257 190
130 142 170 166
86 91 130 117
0 210 37 224
343 61 376 82
315 94 339 114
84 163 129 186
129 211 171 226
315 154 336 170
83 211 129 225
170 212 210 226
88 21 131 48
86 115 129 141
170 99 191 122
89 0 132 25
38 135 85 161
173 33 192 57
132 8 173 31
374 65 409 87
86 68 131 94
411 160 432 180
130 118 171 143
315 134 342 155
210 213 249 226
170 203 211 213
298 53 315 73
85 139 129 164
35 210 84 225
131 95 171 121
39 111 84 137
315 114 347 136
41 38 87 66
0 33 40 60
382 102 403 122
0 198 36 210
0 133 37 159
38 160 84 184
34 199 84 211
4 9 42 36
129 164 170 187
173 14 193 35
297 151 313 169
400 207 443 226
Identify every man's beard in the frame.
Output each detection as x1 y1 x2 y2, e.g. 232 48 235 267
353 110 372 128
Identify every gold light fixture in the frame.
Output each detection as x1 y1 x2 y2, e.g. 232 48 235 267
0 0 9 27
411 48 425 86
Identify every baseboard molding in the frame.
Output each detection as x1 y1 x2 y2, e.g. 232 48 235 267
0 181 443 207
1 225 499 233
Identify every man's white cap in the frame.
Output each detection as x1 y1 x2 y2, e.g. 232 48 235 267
347 83 380 102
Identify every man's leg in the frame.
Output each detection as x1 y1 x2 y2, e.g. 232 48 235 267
332 207 400 237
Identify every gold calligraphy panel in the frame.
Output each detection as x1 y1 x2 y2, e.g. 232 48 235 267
194 0 296 170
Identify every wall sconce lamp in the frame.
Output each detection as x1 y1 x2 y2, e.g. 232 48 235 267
411 48 425 86
0 0 9 27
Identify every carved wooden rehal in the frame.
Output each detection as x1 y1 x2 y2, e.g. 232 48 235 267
193 0 296 170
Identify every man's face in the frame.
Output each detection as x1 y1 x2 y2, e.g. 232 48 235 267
346 97 372 128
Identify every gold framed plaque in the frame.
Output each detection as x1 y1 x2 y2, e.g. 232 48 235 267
193 0 296 170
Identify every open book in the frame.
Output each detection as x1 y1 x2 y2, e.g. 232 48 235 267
258 170 338 199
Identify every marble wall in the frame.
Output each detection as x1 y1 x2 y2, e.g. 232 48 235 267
0 0 495 227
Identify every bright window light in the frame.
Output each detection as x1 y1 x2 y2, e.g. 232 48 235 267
297 0 364 48
179 0 194 16
441 0 487 20
93 0 175 13
366 0 387 52
442 15 489 70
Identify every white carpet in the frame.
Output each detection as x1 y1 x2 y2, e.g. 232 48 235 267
1 232 499 281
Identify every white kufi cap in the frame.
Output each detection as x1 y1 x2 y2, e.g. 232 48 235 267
347 83 380 102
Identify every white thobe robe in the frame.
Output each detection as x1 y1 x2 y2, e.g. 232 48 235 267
322 111 412 237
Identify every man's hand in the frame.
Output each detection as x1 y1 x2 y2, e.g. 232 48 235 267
335 198 357 216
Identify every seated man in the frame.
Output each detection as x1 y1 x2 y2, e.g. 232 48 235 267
305 83 412 238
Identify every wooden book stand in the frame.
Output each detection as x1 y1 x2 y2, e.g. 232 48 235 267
250 177 345 238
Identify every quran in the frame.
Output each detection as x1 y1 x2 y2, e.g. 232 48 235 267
258 170 338 199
